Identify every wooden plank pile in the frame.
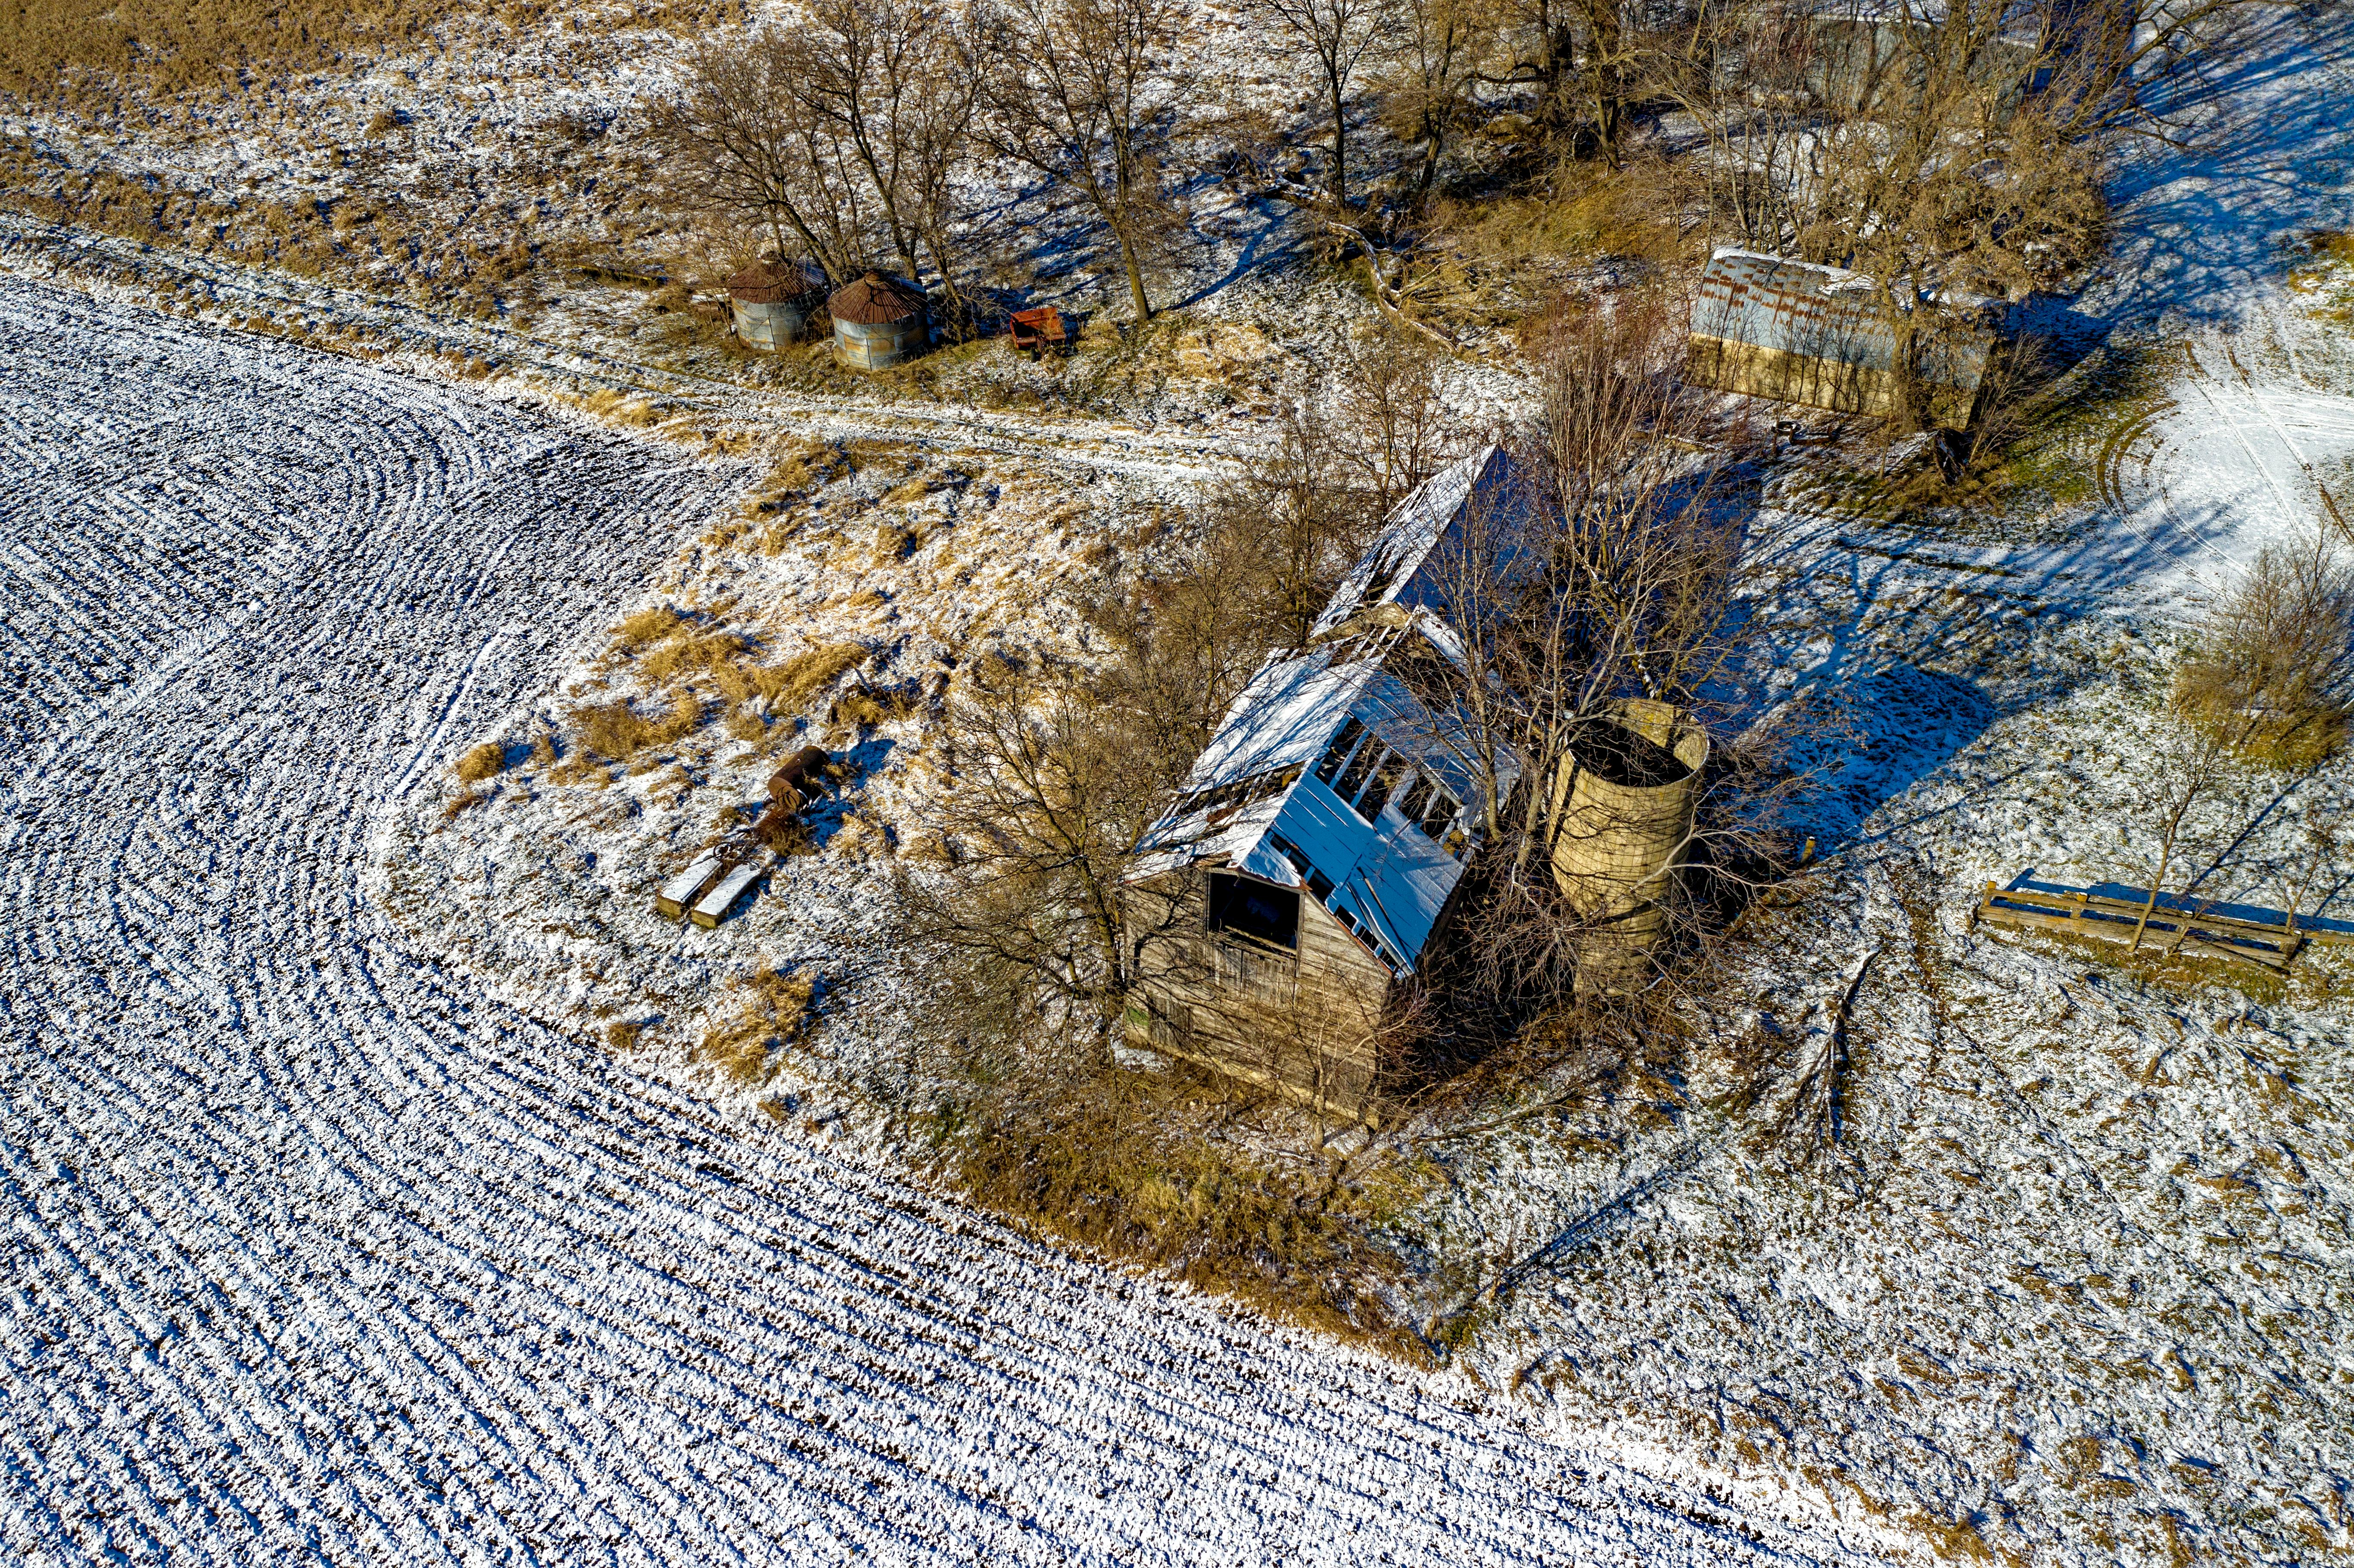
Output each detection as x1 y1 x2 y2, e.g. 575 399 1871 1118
1968 881 2354 973
651 748 834 930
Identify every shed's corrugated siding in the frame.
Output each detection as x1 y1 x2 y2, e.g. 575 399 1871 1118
1686 251 1990 427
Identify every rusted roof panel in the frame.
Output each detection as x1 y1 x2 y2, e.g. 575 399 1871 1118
725 260 821 304
827 271 925 324
1692 249 1899 372
1691 247 1990 395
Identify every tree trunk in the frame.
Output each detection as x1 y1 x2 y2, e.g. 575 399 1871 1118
2129 839 2175 952
1589 0 1623 169
1327 68 1349 209
1118 227 1152 322
1414 124 1444 205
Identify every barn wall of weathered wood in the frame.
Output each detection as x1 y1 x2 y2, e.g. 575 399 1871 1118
1123 869 1395 1122
1687 333 1982 428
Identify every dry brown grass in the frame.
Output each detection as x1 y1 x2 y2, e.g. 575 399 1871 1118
578 388 663 428
945 1060 1427 1356
454 741 507 783
697 967 816 1086
569 693 702 761
830 684 922 729
0 0 743 104
1410 157 1685 332
741 439 840 510
641 630 748 683
612 605 688 649
728 641 868 713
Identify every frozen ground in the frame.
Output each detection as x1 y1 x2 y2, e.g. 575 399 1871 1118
8 6 2354 1563
0 278 1876 1566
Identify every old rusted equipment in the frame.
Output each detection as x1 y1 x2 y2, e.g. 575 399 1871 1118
651 749 831 926
767 747 829 812
1008 306 1069 359
1968 882 2354 973
743 745 831 846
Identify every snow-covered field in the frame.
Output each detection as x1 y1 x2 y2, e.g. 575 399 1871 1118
0 278 1878 1565
9 5 2354 1563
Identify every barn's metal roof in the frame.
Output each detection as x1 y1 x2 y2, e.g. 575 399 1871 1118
1127 447 1523 977
1690 247 1990 394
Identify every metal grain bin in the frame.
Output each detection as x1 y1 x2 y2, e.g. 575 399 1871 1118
1548 699 1710 986
726 260 822 351
828 271 927 370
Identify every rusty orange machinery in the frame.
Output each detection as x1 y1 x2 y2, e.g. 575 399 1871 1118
1008 306 1070 358
652 747 831 927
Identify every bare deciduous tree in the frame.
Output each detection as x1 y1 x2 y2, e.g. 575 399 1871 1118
2130 534 2354 946
1215 402 1383 653
1251 0 1385 209
645 33 872 283
1374 0 1480 207
1336 327 1460 514
780 0 981 304
983 0 1189 322
1395 298 1802 1008
900 655 1171 1040
1665 0 2252 430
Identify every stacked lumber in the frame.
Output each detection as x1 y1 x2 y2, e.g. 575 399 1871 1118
1967 882 2354 973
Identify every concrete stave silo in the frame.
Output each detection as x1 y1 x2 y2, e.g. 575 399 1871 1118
1548 698 1710 988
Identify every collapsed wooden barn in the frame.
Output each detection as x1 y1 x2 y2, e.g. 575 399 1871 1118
1121 447 1523 1125
1685 248 1993 429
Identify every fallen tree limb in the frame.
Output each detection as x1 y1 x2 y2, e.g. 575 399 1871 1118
1320 220 1463 355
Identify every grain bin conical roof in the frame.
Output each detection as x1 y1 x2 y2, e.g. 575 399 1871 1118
828 271 925 324
725 260 819 303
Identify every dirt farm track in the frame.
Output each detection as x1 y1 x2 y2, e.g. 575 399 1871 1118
0 279 1871 1567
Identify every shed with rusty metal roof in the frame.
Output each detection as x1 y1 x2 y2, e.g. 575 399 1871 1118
827 271 928 370
1686 248 1990 429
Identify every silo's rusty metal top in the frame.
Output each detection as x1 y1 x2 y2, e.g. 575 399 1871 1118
726 261 820 304
828 271 925 324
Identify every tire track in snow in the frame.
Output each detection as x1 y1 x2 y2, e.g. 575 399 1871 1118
0 277 1867 1567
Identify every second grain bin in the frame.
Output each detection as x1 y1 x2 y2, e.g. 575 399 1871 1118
725 259 823 350
1548 698 1710 987
828 271 928 370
